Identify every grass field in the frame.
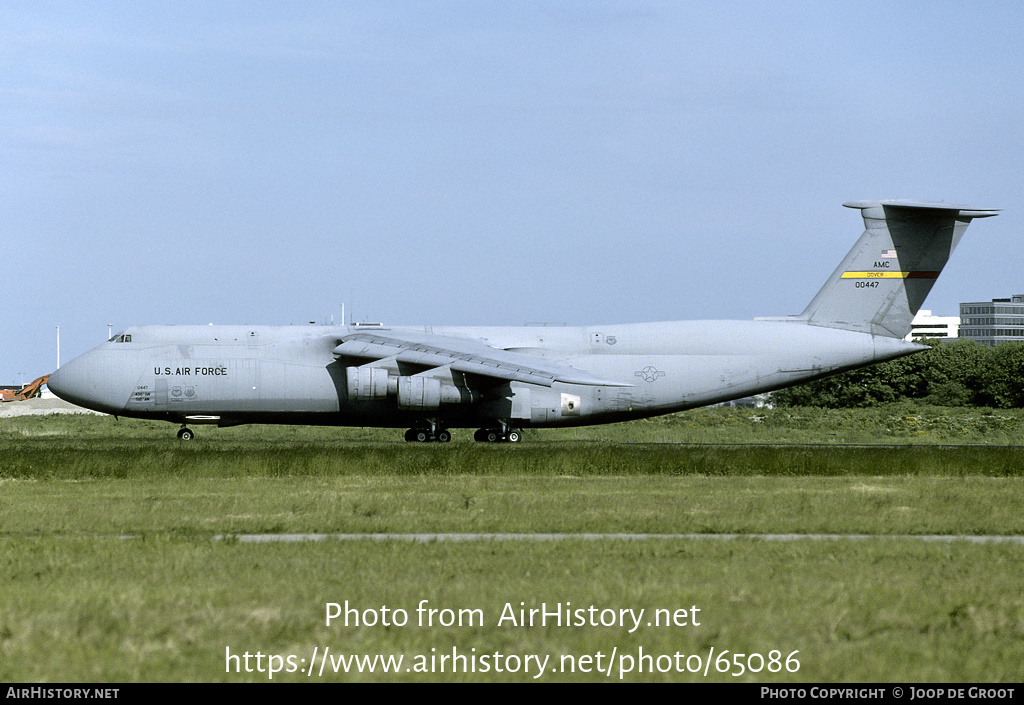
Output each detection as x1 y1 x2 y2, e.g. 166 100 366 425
2 407 1023 682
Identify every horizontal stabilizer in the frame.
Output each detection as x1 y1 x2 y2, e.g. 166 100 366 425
841 200 999 219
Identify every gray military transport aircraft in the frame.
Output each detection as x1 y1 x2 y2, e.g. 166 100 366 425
49 200 997 442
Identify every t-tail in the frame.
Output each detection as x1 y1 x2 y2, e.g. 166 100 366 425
795 200 998 338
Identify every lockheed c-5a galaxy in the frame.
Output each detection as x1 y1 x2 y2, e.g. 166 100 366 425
50 200 997 442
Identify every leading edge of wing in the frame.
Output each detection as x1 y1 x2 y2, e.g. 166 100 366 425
333 332 632 388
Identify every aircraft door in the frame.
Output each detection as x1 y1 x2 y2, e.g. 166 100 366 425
237 358 259 409
530 388 559 423
154 378 167 409
510 385 530 421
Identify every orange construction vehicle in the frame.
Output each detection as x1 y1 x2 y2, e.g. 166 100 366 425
1 375 50 402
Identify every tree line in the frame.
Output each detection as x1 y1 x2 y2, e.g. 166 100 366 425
770 339 1024 408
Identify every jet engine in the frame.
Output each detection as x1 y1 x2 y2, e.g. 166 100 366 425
345 366 394 400
345 366 476 409
397 376 461 410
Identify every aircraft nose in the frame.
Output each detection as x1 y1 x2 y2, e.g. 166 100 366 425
49 351 132 415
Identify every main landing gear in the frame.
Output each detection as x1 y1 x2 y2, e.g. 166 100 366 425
404 427 452 443
177 426 195 440
403 421 523 443
473 428 522 443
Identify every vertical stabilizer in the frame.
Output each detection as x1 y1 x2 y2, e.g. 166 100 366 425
798 200 998 338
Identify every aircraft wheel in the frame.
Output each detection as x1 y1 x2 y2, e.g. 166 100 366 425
485 429 501 443
177 427 195 441
436 429 452 443
414 429 432 443
506 429 522 443
405 429 418 442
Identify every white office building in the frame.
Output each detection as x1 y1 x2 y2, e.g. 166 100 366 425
959 294 1024 345
905 310 959 342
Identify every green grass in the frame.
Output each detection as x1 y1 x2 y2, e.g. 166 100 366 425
3 538 1022 682
5 402 1024 445
1 407 1023 682
3 474 1024 537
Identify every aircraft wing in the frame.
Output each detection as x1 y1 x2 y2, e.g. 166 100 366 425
333 331 631 387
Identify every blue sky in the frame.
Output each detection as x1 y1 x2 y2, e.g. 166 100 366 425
4 1 1022 382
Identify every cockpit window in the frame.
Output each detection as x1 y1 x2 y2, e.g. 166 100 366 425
111 333 132 343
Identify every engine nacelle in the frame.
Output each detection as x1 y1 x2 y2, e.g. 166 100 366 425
348 366 476 409
346 366 392 401
397 376 474 410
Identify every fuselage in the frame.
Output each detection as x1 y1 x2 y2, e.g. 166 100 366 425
48 320 923 430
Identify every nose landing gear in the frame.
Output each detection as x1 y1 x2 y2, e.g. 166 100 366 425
177 426 195 441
